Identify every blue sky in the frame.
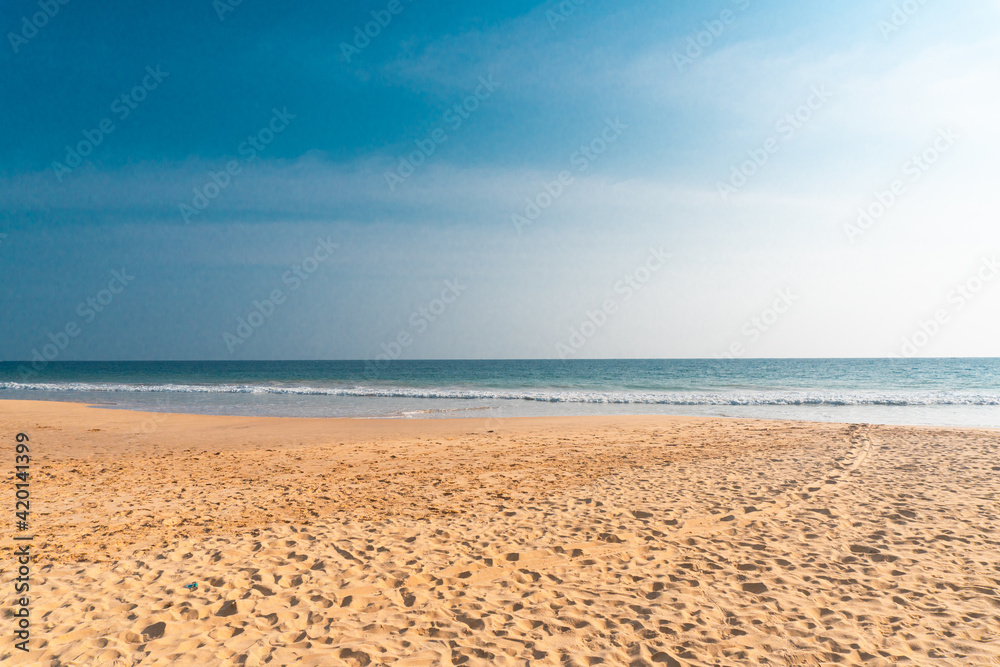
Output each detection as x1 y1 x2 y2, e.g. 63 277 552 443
1 0 999 360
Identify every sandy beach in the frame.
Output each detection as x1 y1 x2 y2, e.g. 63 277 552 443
2 399 999 666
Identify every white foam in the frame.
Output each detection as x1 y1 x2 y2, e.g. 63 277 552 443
2 381 999 406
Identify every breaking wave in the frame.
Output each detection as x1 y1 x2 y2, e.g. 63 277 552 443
2 381 999 406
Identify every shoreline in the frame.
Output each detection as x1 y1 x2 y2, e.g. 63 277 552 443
3 397 999 432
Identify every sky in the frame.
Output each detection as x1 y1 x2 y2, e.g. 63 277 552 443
1 0 999 360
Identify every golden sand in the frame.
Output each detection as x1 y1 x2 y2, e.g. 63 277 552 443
1 400 999 665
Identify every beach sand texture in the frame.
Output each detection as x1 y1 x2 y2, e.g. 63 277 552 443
1 400 999 666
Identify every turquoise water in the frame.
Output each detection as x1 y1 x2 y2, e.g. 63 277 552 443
1 359 999 426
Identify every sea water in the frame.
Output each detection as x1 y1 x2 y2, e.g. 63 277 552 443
1 359 999 427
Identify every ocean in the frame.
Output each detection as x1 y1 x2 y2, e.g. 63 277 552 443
1 359 999 427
